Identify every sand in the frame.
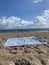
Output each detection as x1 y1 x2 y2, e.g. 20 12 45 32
0 32 49 65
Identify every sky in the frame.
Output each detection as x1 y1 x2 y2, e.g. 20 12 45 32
0 0 49 29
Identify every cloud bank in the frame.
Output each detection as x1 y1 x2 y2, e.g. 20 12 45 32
0 9 49 29
33 0 42 3
34 9 49 28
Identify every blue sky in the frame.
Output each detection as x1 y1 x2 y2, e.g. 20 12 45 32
0 0 48 20
0 0 49 29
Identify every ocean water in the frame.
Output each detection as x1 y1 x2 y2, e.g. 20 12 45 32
0 28 49 33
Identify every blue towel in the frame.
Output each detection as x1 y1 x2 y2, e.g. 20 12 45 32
4 37 47 48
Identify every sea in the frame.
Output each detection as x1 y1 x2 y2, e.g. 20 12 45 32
0 28 49 33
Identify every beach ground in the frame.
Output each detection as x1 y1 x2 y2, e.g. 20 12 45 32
0 32 49 65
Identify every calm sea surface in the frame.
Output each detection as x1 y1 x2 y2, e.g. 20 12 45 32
0 28 49 33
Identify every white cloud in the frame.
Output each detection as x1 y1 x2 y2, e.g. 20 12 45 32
33 0 42 3
0 16 34 29
35 9 49 24
33 9 49 28
0 9 49 29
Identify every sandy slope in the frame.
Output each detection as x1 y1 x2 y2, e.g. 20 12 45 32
0 32 49 65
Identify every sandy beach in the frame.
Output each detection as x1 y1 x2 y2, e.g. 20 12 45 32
0 32 49 65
